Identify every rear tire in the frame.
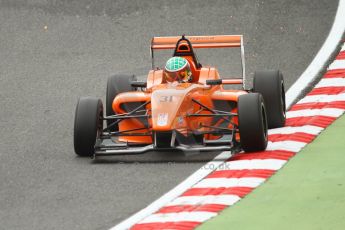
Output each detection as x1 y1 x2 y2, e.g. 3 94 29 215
74 97 103 157
253 70 286 128
106 74 137 131
238 93 268 152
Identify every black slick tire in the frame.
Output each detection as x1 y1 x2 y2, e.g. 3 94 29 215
74 97 103 157
238 93 268 152
253 70 286 128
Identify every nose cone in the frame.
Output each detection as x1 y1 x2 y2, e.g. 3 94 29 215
151 88 186 131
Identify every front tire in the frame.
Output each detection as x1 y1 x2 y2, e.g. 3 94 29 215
74 97 103 157
238 93 268 152
253 70 286 128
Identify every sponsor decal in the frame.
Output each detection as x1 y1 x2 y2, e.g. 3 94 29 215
157 113 168 126
178 116 184 125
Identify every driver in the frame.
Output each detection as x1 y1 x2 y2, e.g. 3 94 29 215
163 56 192 83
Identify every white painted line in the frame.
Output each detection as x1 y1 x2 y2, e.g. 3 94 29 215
285 0 345 109
328 59 345 70
315 78 345 88
193 177 265 188
268 125 323 135
266 140 307 152
286 108 345 118
138 211 217 224
297 93 345 104
167 195 241 206
219 159 287 171
109 150 232 230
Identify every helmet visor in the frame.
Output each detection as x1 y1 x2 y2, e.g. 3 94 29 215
164 65 191 82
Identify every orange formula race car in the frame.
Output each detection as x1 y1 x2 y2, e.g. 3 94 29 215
73 35 286 158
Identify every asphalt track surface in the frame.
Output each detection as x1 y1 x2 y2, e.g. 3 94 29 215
0 0 339 229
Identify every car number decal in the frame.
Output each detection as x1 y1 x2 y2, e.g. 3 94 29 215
160 95 174 102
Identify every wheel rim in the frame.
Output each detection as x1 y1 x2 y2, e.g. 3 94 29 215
261 103 268 141
281 80 286 117
96 105 103 139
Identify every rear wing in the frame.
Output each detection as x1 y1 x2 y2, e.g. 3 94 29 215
151 35 242 49
150 35 246 89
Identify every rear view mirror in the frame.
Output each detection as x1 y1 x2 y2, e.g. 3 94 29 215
206 79 222 85
131 81 147 88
